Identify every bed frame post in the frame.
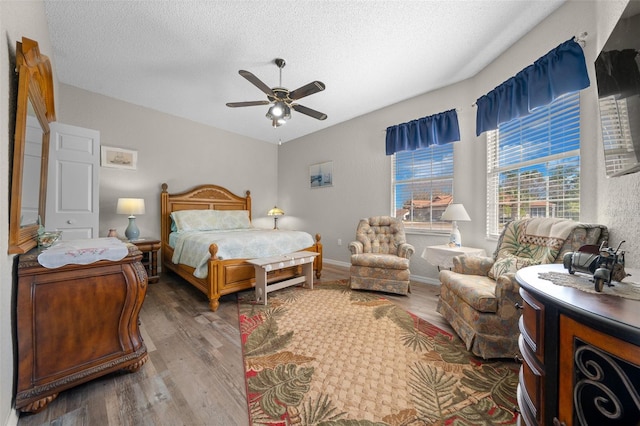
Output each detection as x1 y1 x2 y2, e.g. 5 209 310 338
160 183 170 271
314 233 323 278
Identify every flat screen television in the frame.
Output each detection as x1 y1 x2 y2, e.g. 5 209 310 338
595 1 640 177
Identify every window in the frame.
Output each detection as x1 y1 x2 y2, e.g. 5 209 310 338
392 143 454 231
486 92 580 238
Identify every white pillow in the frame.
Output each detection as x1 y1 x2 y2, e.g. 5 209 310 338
216 210 252 230
170 209 251 232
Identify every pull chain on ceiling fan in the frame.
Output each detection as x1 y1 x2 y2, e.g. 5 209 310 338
226 58 327 128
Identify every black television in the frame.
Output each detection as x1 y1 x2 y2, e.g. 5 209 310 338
595 1 640 177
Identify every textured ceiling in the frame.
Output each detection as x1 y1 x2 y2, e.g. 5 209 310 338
44 0 565 144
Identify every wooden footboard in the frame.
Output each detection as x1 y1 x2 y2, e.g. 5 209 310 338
160 183 323 311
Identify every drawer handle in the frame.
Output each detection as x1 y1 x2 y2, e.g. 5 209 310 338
552 418 566 426
515 302 524 310
513 405 521 414
514 354 523 363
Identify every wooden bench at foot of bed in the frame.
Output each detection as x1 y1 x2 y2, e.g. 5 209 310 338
160 183 323 311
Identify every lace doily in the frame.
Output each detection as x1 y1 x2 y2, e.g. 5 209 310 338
538 271 640 301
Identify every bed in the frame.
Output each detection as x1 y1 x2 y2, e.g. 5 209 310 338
160 183 323 311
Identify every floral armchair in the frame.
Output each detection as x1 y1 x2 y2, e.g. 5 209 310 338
437 218 608 359
349 216 415 295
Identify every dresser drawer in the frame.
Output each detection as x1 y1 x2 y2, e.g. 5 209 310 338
518 366 541 426
520 289 545 363
521 360 543 422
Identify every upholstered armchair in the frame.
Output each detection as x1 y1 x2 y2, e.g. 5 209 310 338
349 216 415 295
437 218 608 359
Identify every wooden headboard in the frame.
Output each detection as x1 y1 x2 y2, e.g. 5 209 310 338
160 183 251 247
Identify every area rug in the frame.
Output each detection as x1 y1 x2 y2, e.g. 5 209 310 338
238 280 519 425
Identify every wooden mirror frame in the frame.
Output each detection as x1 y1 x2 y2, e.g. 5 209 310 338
9 38 56 254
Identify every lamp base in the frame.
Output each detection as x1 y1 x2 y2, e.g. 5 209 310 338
449 221 462 247
125 216 140 241
273 217 279 230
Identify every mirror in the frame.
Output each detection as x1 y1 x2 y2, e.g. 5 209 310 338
9 38 56 254
595 2 640 177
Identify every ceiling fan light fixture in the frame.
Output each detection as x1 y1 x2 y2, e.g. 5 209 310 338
266 102 291 124
272 118 286 128
281 104 291 119
272 103 284 117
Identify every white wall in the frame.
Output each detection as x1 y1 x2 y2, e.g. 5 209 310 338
278 0 639 280
1 2 58 424
57 85 280 237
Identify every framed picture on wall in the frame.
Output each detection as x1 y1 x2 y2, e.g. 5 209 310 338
309 161 333 188
101 146 137 170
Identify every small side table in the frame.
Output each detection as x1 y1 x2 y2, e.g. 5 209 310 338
130 238 161 283
422 244 487 271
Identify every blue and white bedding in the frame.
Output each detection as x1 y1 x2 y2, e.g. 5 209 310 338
170 229 315 278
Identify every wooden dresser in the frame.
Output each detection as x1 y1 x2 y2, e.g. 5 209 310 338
515 264 640 425
15 245 149 412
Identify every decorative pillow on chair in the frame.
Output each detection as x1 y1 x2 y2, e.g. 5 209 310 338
488 254 541 279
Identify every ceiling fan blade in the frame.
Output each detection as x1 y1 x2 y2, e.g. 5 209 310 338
292 104 327 120
289 81 325 100
226 100 270 108
239 70 275 97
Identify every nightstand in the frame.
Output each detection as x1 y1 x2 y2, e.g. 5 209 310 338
130 238 161 283
422 244 487 271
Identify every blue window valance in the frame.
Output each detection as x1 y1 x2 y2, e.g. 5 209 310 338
386 109 460 155
475 38 590 136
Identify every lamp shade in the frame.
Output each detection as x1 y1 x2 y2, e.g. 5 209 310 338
441 203 470 247
267 206 284 216
117 198 145 241
116 198 146 216
441 203 470 222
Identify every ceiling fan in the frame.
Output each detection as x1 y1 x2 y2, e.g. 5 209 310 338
226 58 327 128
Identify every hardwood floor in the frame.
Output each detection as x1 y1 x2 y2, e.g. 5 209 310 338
17 264 451 426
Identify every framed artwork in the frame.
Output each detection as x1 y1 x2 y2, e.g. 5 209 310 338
101 146 137 170
309 161 333 188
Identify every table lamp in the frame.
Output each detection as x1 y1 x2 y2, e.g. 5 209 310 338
117 198 145 241
267 206 284 230
441 203 470 247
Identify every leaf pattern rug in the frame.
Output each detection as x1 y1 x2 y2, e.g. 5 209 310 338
238 280 519 425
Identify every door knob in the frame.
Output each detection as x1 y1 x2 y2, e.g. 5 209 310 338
67 219 75 224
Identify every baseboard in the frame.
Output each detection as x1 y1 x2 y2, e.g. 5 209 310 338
322 258 440 286
322 258 350 268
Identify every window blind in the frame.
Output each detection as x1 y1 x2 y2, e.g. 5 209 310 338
486 92 581 237
598 95 637 176
393 144 454 231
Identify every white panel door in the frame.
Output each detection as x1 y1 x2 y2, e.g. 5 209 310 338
46 122 100 240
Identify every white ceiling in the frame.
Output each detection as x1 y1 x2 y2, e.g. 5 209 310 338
43 0 566 144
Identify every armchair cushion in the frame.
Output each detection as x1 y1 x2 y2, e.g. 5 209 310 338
351 253 409 270
439 270 498 313
354 216 407 255
487 254 541 280
452 255 495 276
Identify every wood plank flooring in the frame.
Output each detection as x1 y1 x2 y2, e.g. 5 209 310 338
17 264 451 426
